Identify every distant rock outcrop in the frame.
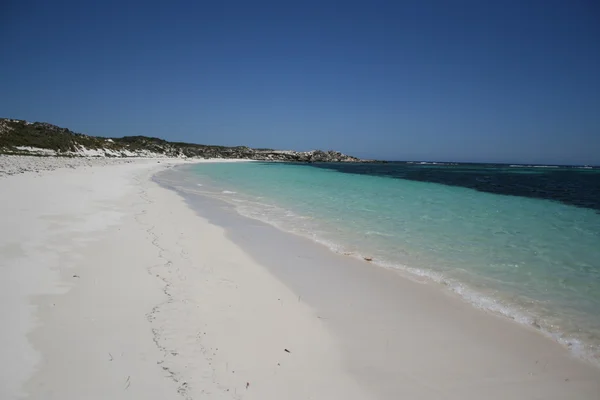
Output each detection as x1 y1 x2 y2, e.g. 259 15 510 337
0 118 363 162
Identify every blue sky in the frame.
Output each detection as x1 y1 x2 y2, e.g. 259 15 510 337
1 0 599 164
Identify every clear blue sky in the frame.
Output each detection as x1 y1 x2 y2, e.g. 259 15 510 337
1 0 599 164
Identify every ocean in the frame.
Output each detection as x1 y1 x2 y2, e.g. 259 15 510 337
168 161 600 364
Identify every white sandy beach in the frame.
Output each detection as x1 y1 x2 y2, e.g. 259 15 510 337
1 155 599 399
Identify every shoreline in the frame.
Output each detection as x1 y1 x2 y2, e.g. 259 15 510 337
2 156 599 399
160 163 600 367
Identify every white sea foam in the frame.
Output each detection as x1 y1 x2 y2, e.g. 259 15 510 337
509 164 560 168
365 230 394 237
407 161 459 166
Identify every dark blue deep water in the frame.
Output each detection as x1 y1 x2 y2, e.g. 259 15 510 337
311 162 600 211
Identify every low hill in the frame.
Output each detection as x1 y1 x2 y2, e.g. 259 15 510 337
0 118 362 162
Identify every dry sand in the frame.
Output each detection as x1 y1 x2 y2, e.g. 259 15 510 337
1 155 599 399
1 157 366 400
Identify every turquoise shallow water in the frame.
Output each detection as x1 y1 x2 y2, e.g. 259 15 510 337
180 161 600 363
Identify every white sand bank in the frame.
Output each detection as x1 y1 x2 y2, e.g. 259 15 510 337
0 156 365 399
0 155 255 177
